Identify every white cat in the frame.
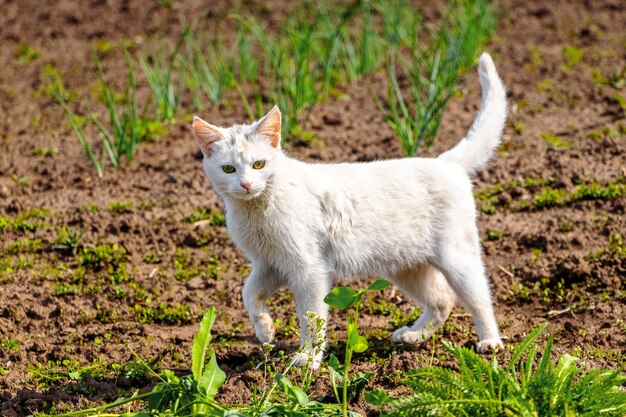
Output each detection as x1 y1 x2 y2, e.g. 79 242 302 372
193 52 506 368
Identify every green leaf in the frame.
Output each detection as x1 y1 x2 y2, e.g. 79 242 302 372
367 279 391 292
349 330 369 353
200 351 226 398
324 286 360 309
276 373 310 406
365 389 391 405
192 307 217 383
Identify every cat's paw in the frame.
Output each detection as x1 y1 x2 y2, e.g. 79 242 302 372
392 326 427 345
253 313 275 343
476 339 503 353
291 351 322 369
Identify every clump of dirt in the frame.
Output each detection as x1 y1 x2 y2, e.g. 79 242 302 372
1 0 626 416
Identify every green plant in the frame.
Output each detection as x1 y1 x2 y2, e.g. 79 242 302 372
179 26 230 110
53 227 85 256
533 187 566 209
377 0 496 156
325 279 391 417
183 208 226 226
56 52 162 177
378 323 626 416
16 42 41 63
107 200 134 212
1 337 20 351
541 132 570 149
11 174 30 186
80 244 127 271
32 146 59 157
561 45 583 70
40 308 226 417
592 66 626 89
139 35 185 123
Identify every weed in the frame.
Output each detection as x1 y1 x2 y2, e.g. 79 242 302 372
536 78 554 92
56 52 164 177
16 42 41 63
107 200 134 212
139 35 185 123
613 93 626 118
559 221 574 232
325 279 391 417
588 234 626 263
11 174 30 186
32 146 59 157
378 0 496 156
4 238 44 255
80 244 127 272
512 121 524 134
525 45 544 72
274 315 299 338
572 181 625 201
179 26 229 110
592 65 626 89
486 229 504 241
379 323 626 416
133 302 192 325
541 132 570 149
143 249 162 264
1 337 20 351
53 227 85 256
533 187 566 209
561 45 583 71
183 208 226 226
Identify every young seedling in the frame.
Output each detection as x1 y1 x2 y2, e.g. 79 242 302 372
324 278 391 417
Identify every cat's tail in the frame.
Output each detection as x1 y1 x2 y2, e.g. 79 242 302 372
438 52 507 175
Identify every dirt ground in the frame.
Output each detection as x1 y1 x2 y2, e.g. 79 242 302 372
0 0 625 416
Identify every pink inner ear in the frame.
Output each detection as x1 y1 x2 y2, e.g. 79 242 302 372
193 118 223 156
256 110 281 148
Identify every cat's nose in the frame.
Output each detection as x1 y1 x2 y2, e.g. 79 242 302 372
240 180 252 190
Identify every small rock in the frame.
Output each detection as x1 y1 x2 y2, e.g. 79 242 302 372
186 276 205 290
322 112 342 126
0 185 10 198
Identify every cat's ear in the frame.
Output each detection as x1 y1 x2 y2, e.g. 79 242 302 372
253 105 281 148
193 116 224 157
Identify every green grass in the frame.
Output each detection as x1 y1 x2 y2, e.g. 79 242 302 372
139 36 185 123
56 53 167 177
179 26 231 111
55 0 497 160
377 0 497 156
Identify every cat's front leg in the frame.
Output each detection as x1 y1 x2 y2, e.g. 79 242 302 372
242 263 281 344
290 273 331 369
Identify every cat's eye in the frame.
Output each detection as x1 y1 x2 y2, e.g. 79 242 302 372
252 160 266 170
222 165 236 174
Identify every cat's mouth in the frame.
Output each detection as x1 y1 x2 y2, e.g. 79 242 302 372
231 188 263 200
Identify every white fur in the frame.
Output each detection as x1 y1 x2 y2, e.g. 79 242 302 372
193 52 507 368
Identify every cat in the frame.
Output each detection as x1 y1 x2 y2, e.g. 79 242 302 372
192 52 507 369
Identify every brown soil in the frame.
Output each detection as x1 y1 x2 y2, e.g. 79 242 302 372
1 0 625 416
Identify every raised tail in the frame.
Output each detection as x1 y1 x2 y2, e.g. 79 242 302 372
438 52 507 175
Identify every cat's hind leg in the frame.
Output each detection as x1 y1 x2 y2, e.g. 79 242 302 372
433 241 503 352
242 263 283 344
390 264 456 344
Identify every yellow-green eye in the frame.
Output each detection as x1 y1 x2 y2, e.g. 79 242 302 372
222 165 236 174
252 160 265 170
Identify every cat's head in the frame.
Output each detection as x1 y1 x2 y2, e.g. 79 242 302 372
192 106 282 201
